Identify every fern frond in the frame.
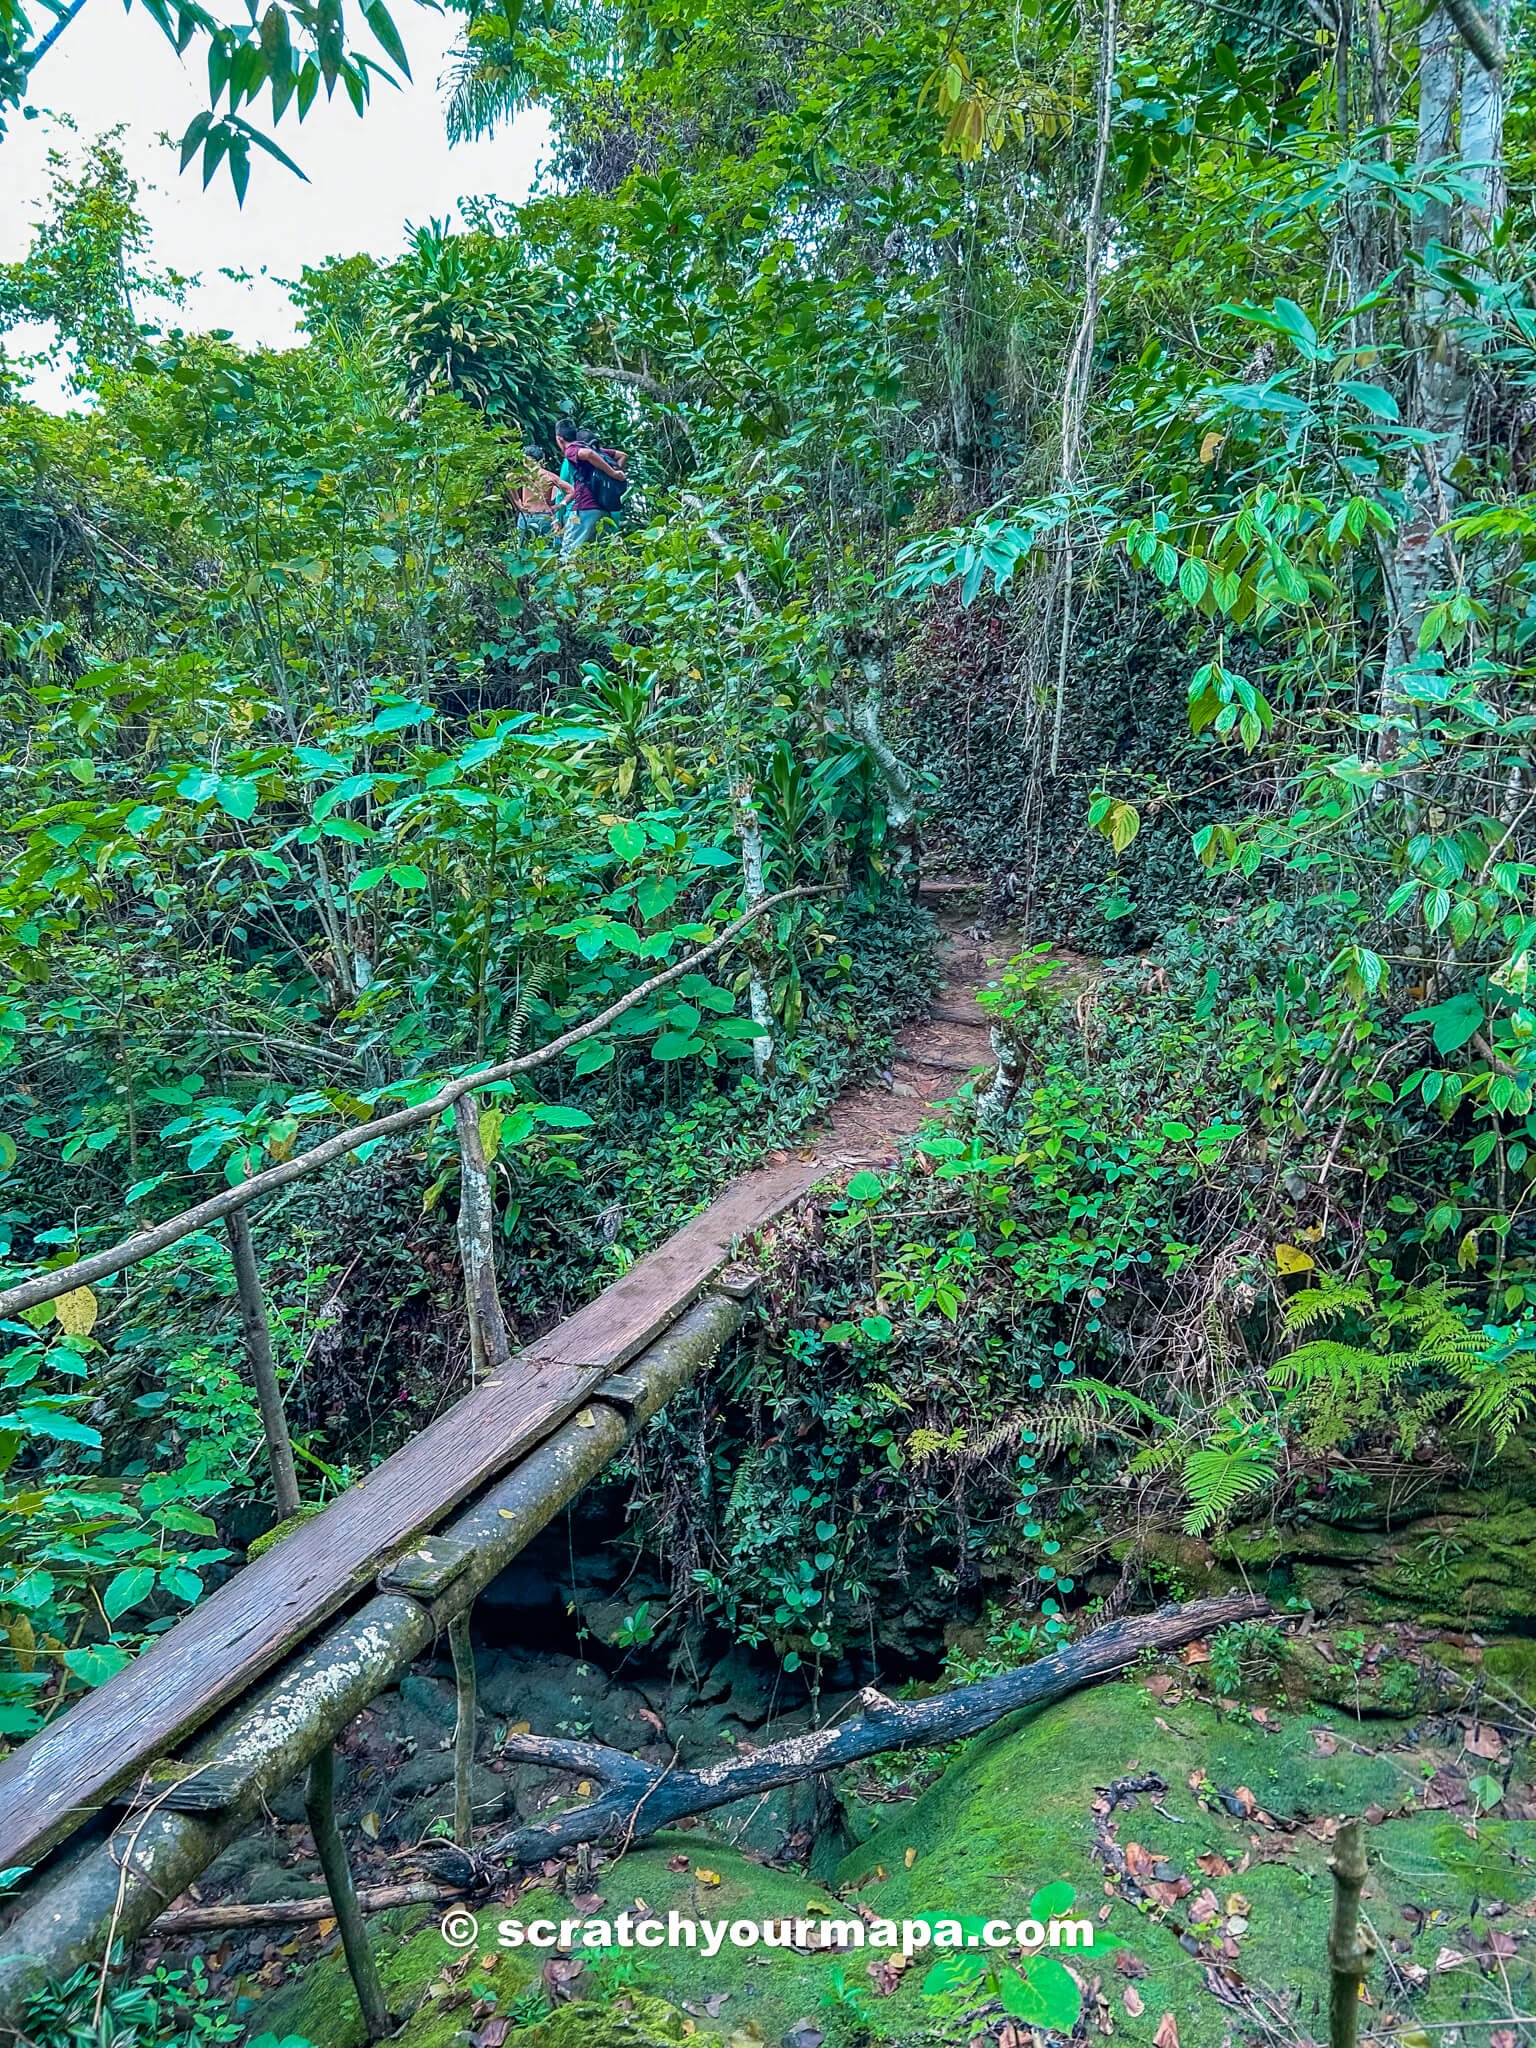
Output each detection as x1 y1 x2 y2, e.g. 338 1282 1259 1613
1281 1278 1372 1333
1129 1433 1189 1478
1181 1446 1278 1534
1269 1339 1403 1395
1071 1378 1175 1429
1443 1352 1536 1451
506 958 552 1059
908 1425 967 1464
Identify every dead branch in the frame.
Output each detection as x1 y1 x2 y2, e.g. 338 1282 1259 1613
491 1593 1269 1864
153 1881 460 1933
1443 0 1499 68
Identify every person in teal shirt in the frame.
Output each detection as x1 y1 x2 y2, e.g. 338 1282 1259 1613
555 419 629 550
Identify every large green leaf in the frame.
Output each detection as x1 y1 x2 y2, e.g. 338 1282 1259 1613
1403 993 1485 1055
999 1956 1081 2029
104 1565 156 1622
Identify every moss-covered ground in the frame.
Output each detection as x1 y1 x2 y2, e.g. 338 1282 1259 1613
247 1673 1536 2048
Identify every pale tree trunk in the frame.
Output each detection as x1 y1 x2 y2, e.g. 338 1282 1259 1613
850 657 921 883
733 782 776 1079
1413 8 1458 270
1377 3 1502 754
1460 0 1507 247
1049 0 1118 775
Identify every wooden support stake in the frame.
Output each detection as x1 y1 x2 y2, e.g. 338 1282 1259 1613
306 1745 392 2043
449 1608 477 1849
225 1209 300 1521
456 1091 512 1381
1327 1818 1374 2048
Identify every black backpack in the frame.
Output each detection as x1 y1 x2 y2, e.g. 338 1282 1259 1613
579 451 629 515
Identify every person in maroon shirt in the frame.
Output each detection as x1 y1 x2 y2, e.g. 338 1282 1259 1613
555 419 629 551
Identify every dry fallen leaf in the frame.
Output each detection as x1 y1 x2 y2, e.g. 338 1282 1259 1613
667 1853 689 1872
1311 1729 1338 1757
903 1847 916 1868
1123 1987 1145 2018
1182 1641 1210 1665
1189 1889 1222 1925
359 1812 380 1840
1195 1852 1232 1878
1144 1673 1176 1700
1464 1724 1504 1760
1433 1947 1467 1972
1153 2013 1180 2048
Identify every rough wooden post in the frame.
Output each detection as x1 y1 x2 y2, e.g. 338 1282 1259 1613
306 1744 392 2042
449 1608 478 1847
456 1093 512 1381
1327 1818 1374 2048
225 1208 301 1520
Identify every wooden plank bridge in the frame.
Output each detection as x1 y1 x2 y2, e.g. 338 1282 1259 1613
0 1156 824 1877
0 875 995 1979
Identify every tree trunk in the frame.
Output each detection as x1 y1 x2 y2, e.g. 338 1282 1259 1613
1050 0 1118 775
1460 0 1507 246
733 782 776 1078
1377 0 1504 756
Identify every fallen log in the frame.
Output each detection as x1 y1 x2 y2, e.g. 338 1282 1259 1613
154 1881 460 1934
492 1592 1270 1863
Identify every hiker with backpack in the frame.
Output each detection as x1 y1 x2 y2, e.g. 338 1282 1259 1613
555 419 629 551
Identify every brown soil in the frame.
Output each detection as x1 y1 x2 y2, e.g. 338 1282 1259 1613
782 881 1020 1171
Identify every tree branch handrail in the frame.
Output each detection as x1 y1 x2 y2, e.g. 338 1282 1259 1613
0 886 830 1321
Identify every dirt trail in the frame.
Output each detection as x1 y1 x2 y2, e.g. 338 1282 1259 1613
777 878 1017 1171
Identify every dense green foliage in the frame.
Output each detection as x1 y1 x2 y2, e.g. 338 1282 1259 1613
2 0 1534 1777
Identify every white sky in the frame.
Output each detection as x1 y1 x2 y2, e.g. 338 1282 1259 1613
1 1 550 405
